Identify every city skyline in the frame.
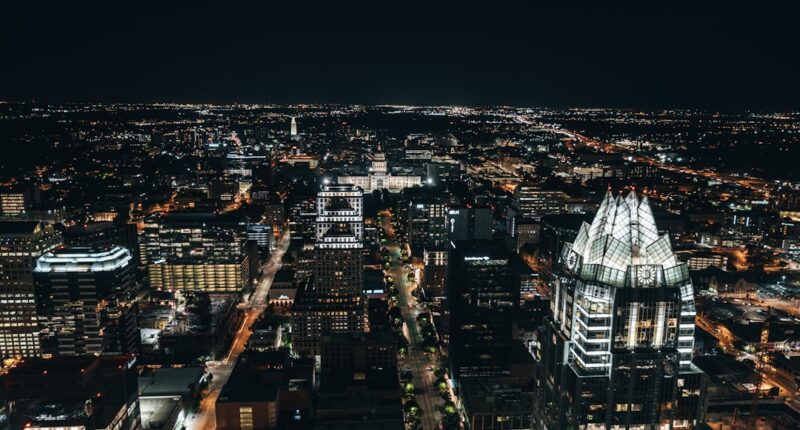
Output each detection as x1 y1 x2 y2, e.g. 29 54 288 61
0 3 798 429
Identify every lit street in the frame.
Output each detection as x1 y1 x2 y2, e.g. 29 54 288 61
380 211 448 430
184 229 290 430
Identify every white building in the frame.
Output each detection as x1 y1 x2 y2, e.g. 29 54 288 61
338 150 421 192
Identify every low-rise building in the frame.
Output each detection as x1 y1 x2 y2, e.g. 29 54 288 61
216 350 313 430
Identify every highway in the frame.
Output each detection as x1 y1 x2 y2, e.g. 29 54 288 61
184 229 290 430
560 129 772 196
380 211 445 430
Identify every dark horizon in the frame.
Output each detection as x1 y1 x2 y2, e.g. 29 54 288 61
2 1 799 110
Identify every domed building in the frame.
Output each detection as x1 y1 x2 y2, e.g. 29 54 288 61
338 148 421 192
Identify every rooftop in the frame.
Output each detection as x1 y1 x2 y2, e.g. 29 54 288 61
138 367 204 397
570 190 675 272
0 220 41 234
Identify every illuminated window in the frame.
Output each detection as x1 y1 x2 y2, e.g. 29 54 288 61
239 406 254 430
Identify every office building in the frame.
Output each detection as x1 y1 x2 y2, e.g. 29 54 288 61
512 185 566 219
533 191 706 430
288 195 317 248
63 221 140 268
447 206 493 241
143 211 251 292
0 222 62 359
248 223 274 251
34 246 139 356
291 184 366 357
448 240 520 381
0 185 40 218
460 379 533 430
320 331 398 377
422 248 448 297
408 195 449 257
513 218 540 251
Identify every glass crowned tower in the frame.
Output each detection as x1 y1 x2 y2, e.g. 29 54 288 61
534 191 706 430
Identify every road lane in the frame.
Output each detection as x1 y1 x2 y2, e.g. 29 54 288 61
185 229 290 430
381 211 444 430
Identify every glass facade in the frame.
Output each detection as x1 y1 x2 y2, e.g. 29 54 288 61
534 191 706 429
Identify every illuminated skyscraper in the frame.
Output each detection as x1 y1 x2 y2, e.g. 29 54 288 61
533 191 706 430
290 116 298 136
291 184 366 357
34 247 139 356
408 195 448 257
0 222 61 359
313 184 364 296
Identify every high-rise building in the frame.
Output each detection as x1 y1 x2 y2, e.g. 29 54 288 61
63 221 140 268
291 184 366 357
288 195 317 249
247 224 274 251
421 248 448 297
142 212 251 292
408 196 449 257
447 205 494 241
0 185 40 218
34 246 140 356
0 222 62 359
313 184 364 296
290 116 298 136
512 185 566 219
216 350 313 430
448 240 520 381
533 191 706 430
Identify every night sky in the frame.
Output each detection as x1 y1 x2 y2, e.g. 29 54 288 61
1 1 798 109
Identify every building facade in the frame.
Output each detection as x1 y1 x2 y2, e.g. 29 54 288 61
0 222 62 359
34 246 140 356
408 196 449 257
448 240 520 381
447 206 494 242
533 191 706 430
291 184 366 357
0 185 39 218
512 185 566 219
143 212 250 292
